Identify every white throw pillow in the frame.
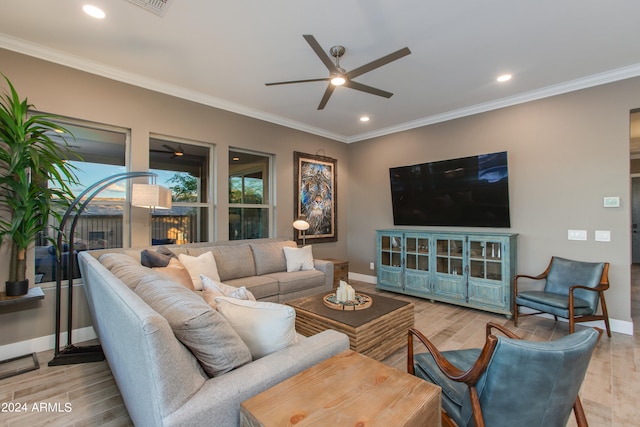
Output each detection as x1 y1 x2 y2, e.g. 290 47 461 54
214 296 298 359
178 252 221 291
282 245 315 272
201 274 255 309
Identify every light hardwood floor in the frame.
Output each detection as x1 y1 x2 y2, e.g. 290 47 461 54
1 271 638 427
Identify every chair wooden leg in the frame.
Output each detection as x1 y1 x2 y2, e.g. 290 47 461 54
573 397 588 427
600 292 612 337
513 304 519 326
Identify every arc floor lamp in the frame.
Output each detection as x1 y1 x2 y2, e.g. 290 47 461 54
49 171 171 366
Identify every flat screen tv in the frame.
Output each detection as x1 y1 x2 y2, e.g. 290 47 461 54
389 151 511 227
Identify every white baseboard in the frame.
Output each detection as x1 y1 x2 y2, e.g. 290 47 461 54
0 327 98 361
349 273 633 336
349 272 377 284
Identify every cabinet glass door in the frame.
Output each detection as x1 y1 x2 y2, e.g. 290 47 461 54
436 239 463 275
381 234 402 268
469 240 502 281
405 236 429 272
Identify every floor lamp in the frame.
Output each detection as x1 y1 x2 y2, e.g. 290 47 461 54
293 215 310 247
49 172 171 366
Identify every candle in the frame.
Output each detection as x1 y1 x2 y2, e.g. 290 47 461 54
347 286 355 301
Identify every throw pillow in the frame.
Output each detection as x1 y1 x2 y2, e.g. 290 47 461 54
135 278 252 377
201 274 255 308
140 247 176 268
178 251 221 290
155 258 195 290
214 296 298 359
282 245 315 272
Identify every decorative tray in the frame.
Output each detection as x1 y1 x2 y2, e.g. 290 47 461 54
323 293 373 311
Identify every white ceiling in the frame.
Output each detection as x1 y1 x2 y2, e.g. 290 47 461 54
2 0 640 143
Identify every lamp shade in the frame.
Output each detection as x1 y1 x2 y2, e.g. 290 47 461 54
293 215 310 231
131 184 172 209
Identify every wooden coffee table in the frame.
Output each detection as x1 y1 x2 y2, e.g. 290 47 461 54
286 292 414 361
240 350 441 427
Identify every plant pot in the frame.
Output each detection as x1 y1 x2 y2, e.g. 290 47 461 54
5 279 29 296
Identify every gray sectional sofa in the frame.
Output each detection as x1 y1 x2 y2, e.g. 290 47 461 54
78 238 349 427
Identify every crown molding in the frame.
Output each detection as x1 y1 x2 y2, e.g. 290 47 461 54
346 62 640 143
0 34 348 143
3 33 640 145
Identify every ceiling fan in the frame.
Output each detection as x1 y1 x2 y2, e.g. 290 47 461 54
266 35 411 110
151 144 184 159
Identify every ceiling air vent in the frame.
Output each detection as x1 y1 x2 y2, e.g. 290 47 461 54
125 0 173 17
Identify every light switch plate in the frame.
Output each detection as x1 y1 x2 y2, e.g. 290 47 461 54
568 230 588 241
595 230 611 242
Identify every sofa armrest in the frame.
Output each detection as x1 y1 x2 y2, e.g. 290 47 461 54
313 259 334 290
164 330 350 427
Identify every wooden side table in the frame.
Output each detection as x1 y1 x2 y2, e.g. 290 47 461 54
323 258 348 289
240 350 441 427
0 287 44 380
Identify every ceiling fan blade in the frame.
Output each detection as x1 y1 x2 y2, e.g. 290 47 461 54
265 77 330 86
317 84 336 110
347 47 411 80
162 144 176 152
344 80 393 98
303 34 338 73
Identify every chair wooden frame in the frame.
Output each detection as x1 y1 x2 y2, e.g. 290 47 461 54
407 322 598 427
513 257 611 337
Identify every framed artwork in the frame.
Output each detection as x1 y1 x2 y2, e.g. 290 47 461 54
294 151 337 244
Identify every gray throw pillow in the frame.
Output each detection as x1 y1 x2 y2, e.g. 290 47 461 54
135 278 252 377
141 247 176 268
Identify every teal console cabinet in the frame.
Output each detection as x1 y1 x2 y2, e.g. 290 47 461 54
376 230 517 317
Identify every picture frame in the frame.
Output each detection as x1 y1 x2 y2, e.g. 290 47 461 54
294 151 337 244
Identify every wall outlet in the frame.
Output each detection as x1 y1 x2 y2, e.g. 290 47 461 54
369 262 375 270
595 230 611 242
568 230 587 241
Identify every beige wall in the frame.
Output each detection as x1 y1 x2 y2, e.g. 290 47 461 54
0 49 348 347
347 77 638 324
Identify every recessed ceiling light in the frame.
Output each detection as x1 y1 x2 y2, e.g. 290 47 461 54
83 5 106 19
360 116 370 122
497 74 512 82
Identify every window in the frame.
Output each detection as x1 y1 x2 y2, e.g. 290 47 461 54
229 150 272 240
34 120 127 284
149 137 212 244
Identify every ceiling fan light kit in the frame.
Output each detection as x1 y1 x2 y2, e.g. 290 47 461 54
266 35 411 110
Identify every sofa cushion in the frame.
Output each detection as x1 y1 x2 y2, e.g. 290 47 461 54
211 245 256 281
250 241 296 275
178 252 221 290
214 296 298 359
283 246 315 272
135 277 252 377
201 274 255 309
224 275 280 300
266 269 326 295
98 253 164 290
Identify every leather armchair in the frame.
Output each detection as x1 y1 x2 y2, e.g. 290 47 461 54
513 256 610 337
408 322 602 427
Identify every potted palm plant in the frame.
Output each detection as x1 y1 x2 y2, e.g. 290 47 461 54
0 75 79 296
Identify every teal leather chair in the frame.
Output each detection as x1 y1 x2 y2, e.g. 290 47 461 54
408 322 601 427
513 257 610 337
